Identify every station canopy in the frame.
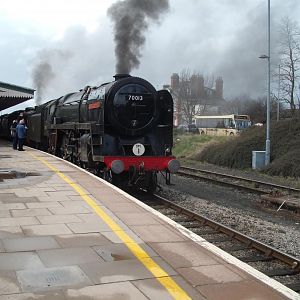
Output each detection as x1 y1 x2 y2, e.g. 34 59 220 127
0 81 35 111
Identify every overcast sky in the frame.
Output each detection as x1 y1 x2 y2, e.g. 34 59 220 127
1 0 300 113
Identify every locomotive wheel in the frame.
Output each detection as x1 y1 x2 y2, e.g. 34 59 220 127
48 131 58 155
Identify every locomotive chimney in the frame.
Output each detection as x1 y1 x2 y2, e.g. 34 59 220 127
113 74 131 81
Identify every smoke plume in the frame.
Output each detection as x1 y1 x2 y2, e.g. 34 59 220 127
31 49 71 105
32 62 54 105
108 0 169 74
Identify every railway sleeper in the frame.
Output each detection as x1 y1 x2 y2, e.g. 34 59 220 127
219 244 250 252
286 282 300 292
182 222 202 228
206 236 233 243
240 255 275 263
191 228 218 235
147 204 166 210
264 268 299 277
174 217 193 223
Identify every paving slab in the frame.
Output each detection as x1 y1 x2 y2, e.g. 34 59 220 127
197 279 287 300
131 224 187 242
177 264 244 286
59 200 94 209
0 211 11 218
75 213 131 231
0 203 26 210
66 221 112 234
26 202 63 209
0 217 39 227
80 257 177 284
0 292 66 300
0 241 4 252
46 191 81 197
48 206 91 215
64 282 148 300
92 243 159 262
0 197 39 204
3 236 60 252
114 212 162 225
101 202 145 213
37 247 104 267
0 252 44 270
0 226 24 239
132 276 206 300
0 194 16 200
22 224 73 236
37 214 83 224
149 241 221 268
0 271 20 295
17 266 91 292
15 191 48 198
11 208 51 217
37 196 70 202
54 233 112 248
100 230 144 244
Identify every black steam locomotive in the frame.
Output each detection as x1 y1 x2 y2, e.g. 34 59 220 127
0 74 180 193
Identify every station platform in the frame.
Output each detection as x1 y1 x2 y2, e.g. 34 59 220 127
0 141 298 300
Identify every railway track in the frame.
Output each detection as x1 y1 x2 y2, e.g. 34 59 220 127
140 193 300 293
178 166 300 212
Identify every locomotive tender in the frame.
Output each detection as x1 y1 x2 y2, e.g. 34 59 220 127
1 74 180 192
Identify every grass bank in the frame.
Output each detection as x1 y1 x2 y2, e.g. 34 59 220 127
197 118 300 178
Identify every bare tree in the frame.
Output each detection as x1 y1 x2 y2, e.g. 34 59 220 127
277 17 300 114
173 69 218 124
177 69 201 124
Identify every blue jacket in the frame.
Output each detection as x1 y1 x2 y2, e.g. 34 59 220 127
16 124 27 139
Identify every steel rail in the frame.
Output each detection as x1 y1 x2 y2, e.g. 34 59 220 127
177 169 267 194
152 194 300 272
180 166 300 194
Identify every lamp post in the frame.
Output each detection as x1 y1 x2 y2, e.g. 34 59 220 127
266 0 271 165
277 64 280 121
259 0 271 166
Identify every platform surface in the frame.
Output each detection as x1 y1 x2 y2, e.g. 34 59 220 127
0 141 297 300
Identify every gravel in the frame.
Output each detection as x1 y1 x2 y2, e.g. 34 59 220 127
157 172 300 259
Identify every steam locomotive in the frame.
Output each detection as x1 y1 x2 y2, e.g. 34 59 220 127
0 74 180 193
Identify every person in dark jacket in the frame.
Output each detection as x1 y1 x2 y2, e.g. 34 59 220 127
16 119 27 151
10 120 18 150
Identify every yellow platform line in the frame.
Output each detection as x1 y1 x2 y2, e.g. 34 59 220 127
31 153 191 300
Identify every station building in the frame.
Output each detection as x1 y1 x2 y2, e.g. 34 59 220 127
0 81 35 112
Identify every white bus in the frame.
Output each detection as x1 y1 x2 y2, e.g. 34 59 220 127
193 114 251 136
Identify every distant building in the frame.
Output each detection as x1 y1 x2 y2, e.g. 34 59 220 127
164 73 225 125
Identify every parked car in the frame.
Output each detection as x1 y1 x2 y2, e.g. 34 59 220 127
176 124 199 134
187 124 199 134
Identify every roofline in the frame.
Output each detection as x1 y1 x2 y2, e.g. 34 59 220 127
0 81 35 94
194 114 250 119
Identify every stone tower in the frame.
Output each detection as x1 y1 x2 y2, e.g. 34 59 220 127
171 73 179 91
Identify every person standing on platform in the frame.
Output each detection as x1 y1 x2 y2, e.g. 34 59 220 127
10 120 18 150
16 119 27 151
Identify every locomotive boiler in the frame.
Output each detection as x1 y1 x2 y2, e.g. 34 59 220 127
23 74 179 193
